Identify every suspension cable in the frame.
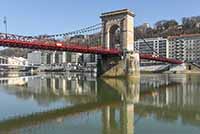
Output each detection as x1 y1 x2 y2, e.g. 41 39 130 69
45 23 102 38
118 18 158 55
0 23 102 44
135 30 159 55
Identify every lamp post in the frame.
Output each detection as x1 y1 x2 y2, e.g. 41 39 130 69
3 16 7 38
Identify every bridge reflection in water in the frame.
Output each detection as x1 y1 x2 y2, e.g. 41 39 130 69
0 73 139 134
0 73 200 134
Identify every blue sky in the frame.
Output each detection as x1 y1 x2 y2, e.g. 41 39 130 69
0 0 199 35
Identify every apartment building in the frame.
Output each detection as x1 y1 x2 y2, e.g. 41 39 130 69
28 51 96 66
135 37 169 65
168 34 200 64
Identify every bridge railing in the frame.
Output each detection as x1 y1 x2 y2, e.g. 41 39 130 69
140 54 183 64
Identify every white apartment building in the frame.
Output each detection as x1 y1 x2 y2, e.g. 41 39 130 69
168 34 200 64
28 51 97 66
135 37 169 65
8 57 28 66
28 51 47 66
28 51 69 66
0 56 28 66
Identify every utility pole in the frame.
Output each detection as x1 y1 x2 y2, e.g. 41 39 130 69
3 16 7 38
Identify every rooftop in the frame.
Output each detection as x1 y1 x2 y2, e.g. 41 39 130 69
168 34 200 39
136 37 166 41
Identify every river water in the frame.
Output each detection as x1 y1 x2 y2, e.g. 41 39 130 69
0 73 200 134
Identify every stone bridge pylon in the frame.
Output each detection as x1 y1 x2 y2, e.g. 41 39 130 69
97 9 140 78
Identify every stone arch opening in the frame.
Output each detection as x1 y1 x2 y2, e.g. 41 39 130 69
101 9 135 51
109 24 121 49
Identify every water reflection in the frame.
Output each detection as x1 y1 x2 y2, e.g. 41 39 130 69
0 73 200 134
0 73 98 107
139 74 200 107
101 77 140 134
138 74 200 130
0 73 139 134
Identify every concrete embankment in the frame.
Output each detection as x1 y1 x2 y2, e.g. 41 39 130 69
140 63 200 74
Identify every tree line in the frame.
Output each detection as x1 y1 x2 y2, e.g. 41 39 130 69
135 16 200 39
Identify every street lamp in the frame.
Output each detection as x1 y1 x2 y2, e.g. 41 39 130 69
3 16 7 37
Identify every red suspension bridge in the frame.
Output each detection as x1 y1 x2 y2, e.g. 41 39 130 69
0 9 183 65
0 32 183 64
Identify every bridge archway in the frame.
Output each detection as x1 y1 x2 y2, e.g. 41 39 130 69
101 9 134 51
98 9 140 78
109 24 121 49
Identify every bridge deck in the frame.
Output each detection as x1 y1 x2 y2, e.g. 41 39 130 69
140 54 183 64
0 39 120 55
0 37 183 64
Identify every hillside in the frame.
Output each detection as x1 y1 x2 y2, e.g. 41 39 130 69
135 16 200 39
0 48 31 58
